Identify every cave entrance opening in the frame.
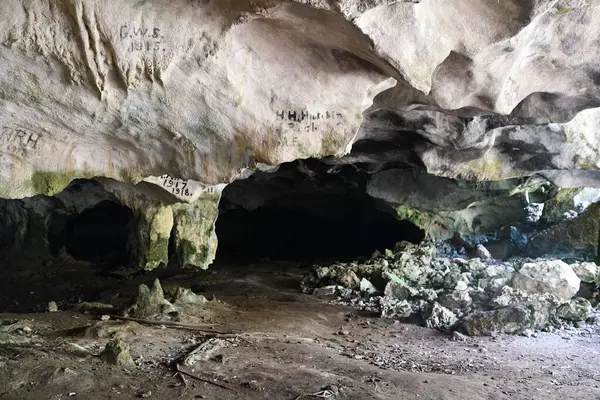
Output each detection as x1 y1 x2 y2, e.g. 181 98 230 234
214 184 424 264
52 200 134 265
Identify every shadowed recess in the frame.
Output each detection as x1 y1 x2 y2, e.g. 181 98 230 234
49 200 134 264
215 189 424 263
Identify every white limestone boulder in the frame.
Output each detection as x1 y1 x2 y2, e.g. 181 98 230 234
511 260 580 302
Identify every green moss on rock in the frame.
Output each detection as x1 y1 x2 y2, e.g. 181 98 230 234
171 194 220 269
145 207 173 269
31 171 92 196
540 188 581 225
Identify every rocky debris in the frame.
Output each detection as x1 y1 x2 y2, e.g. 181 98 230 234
556 298 593 321
0 331 33 346
0 320 39 345
570 262 598 283
512 260 580 301
380 298 415 320
100 339 136 368
182 338 227 366
304 241 599 336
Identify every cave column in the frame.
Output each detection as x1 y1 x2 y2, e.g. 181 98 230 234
127 205 173 270
171 192 221 269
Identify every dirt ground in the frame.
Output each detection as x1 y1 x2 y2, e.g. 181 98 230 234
0 258 599 400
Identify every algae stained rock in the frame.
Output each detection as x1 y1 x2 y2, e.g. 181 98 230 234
126 205 173 270
171 194 221 269
123 279 178 320
100 339 136 368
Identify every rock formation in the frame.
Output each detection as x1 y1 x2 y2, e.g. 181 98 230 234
2 0 600 267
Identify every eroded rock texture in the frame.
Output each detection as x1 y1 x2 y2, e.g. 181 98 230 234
2 0 600 266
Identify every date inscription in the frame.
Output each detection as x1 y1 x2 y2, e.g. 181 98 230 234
119 24 167 54
158 175 219 198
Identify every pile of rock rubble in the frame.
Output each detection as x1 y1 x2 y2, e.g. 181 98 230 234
302 241 599 336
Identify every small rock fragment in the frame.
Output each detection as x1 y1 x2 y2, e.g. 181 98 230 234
476 244 493 261
100 339 136 368
65 343 92 357
451 331 469 342
183 338 226 365
521 329 535 338
338 327 350 336
313 285 338 298
172 288 208 305
48 301 59 312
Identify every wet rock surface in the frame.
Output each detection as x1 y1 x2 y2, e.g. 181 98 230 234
304 241 599 336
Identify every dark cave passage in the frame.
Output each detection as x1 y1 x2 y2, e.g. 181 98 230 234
215 191 424 263
49 200 134 264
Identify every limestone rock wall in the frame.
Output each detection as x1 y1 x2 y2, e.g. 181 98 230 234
2 1 600 263
1 0 600 196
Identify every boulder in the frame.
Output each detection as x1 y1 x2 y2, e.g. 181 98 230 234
556 298 593 321
461 302 551 336
527 203 600 260
439 289 472 312
359 278 378 295
335 270 360 290
425 303 458 332
380 298 414 320
383 279 418 300
511 260 580 301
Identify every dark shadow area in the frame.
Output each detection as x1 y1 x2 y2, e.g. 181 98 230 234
215 192 424 263
49 200 133 264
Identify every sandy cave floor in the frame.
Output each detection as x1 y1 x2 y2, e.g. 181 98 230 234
0 259 599 400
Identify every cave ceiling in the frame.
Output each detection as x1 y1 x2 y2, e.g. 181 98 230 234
0 0 598 245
